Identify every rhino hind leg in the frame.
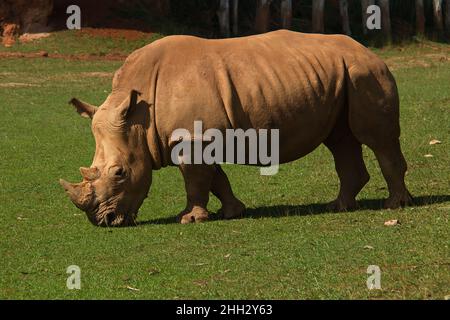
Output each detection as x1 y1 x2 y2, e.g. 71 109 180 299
177 164 213 224
369 140 413 209
211 165 246 219
325 131 370 212
345 75 413 209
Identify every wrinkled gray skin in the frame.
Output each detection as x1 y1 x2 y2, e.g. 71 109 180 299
60 30 413 227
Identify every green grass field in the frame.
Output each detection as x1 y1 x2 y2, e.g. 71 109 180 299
0 31 449 299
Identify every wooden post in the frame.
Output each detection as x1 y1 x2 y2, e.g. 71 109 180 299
312 0 325 33
255 0 271 33
280 0 292 29
446 0 450 36
361 0 375 35
416 0 426 36
232 0 239 35
379 0 392 43
217 0 230 37
339 0 351 35
432 0 444 33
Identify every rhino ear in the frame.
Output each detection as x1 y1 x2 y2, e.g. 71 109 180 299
117 90 141 118
69 98 98 119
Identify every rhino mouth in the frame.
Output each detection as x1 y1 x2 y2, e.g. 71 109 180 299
60 178 141 227
92 210 138 227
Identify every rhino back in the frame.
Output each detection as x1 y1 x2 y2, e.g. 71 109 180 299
151 31 355 163
109 31 390 165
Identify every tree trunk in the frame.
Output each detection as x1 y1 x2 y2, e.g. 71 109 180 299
361 0 375 35
280 0 292 29
415 0 426 35
379 0 392 42
232 0 239 35
217 0 230 37
155 0 170 17
432 0 444 33
312 0 325 33
339 0 351 35
446 0 450 36
255 0 271 33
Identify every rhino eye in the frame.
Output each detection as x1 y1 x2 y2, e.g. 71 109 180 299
114 168 124 177
109 166 125 178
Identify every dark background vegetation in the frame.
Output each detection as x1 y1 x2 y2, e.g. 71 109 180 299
47 0 450 44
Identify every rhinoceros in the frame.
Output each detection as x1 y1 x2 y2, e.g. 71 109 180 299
60 30 413 227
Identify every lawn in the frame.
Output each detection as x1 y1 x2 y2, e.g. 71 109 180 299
0 31 449 299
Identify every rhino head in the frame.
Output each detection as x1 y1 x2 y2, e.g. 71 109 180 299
60 90 153 227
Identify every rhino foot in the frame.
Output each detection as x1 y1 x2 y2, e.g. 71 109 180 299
327 198 358 212
218 199 246 220
177 206 209 224
384 191 414 209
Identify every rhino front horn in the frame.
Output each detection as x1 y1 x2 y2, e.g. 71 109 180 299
59 179 82 205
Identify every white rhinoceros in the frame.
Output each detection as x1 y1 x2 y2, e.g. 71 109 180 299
60 30 413 227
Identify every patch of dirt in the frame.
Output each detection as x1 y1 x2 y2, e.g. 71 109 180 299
385 53 450 71
0 51 127 61
75 28 153 41
0 82 39 88
79 72 114 78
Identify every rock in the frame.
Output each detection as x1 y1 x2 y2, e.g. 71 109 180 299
19 32 51 43
1 23 19 47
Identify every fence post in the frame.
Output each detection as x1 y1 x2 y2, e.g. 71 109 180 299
281 0 292 29
339 0 351 35
312 0 325 33
361 0 375 35
379 0 392 43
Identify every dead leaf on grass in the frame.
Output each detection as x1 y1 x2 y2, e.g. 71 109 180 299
429 139 442 145
384 219 400 226
193 262 207 266
126 286 140 292
147 268 160 275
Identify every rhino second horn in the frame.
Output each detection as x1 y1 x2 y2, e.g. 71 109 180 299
80 167 100 181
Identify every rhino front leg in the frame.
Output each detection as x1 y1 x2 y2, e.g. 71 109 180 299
211 165 246 219
177 164 214 224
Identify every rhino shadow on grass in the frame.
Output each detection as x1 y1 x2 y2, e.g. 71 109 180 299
137 195 450 226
